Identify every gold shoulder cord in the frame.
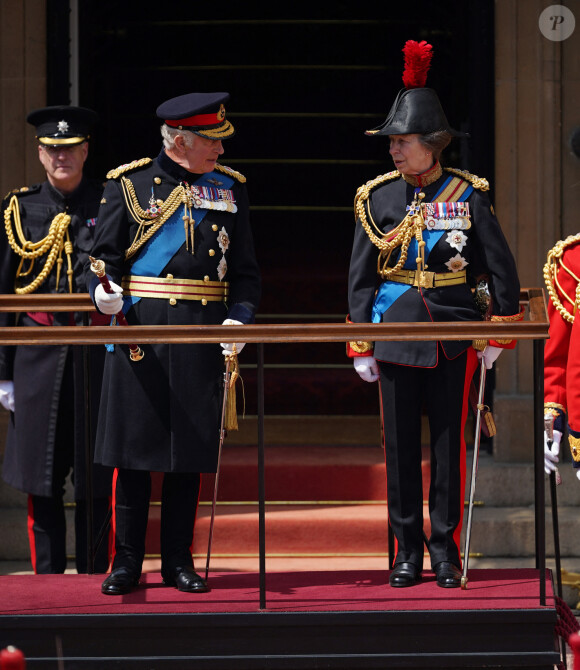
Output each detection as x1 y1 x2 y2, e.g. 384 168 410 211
121 162 246 260
543 234 580 324
3 194 73 293
355 170 429 278
122 179 190 260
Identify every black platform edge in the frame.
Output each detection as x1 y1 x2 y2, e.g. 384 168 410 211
0 608 560 669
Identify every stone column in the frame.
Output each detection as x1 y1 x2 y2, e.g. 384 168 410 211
493 0 580 461
0 0 47 198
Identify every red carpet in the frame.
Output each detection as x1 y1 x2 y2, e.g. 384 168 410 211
0 569 553 615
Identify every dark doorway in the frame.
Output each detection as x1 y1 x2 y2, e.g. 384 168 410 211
71 1 494 417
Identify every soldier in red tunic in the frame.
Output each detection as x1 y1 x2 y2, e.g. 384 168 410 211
543 235 580 479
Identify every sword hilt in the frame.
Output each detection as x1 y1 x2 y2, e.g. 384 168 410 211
89 256 144 362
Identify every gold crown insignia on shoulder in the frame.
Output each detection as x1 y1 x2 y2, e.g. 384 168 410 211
106 157 153 180
215 163 246 184
3 185 39 201
444 168 489 192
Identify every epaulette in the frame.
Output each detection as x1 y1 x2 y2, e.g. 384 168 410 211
3 184 41 201
355 170 400 206
543 233 580 324
444 167 489 192
546 234 580 261
106 158 152 180
215 163 246 183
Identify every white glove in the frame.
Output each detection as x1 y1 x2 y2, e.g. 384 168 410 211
220 319 245 355
477 345 503 369
353 356 379 383
543 428 562 475
0 380 15 412
94 281 124 315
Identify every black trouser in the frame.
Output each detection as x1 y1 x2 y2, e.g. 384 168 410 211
28 494 111 573
27 355 111 574
111 468 201 578
379 346 477 570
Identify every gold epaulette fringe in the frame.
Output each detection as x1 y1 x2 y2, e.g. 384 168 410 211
543 234 580 324
106 158 152 180
444 168 489 192
215 163 246 183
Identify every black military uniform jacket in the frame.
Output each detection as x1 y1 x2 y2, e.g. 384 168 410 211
348 166 521 367
0 177 110 497
88 150 261 473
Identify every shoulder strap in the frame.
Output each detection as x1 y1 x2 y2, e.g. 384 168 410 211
106 158 152 180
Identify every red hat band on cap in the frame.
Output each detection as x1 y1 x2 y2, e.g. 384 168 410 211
165 104 226 130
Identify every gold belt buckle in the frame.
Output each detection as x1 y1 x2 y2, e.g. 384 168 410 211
413 270 435 289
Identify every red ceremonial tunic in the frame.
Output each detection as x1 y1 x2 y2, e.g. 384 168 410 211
544 235 580 464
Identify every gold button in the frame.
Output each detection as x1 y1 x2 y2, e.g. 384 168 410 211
169 298 177 306
212 224 218 231
166 274 173 279
156 199 164 206
209 249 215 256
201 298 208 306
204 275 210 282
154 177 161 184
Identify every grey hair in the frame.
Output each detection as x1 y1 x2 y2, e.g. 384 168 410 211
160 124 195 150
418 130 453 160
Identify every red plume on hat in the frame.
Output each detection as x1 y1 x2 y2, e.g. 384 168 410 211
365 38 468 138
401 40 433 89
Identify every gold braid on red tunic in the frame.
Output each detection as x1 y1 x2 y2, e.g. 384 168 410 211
543 235 580 459
543 233 580 325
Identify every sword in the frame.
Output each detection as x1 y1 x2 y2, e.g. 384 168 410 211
204 352 234 582
544 412 563 598
89 257 144 362
461 357 487 589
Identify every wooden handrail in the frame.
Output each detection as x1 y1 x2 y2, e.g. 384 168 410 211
0 288 552 606
0 288 549 345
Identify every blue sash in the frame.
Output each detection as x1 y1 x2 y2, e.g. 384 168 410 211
371 177 464 323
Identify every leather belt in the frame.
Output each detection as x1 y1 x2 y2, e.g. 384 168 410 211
386 269 467 289
122 275 229 305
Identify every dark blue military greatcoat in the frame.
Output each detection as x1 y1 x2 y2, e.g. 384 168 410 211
0 178 111 499
88 150 261 474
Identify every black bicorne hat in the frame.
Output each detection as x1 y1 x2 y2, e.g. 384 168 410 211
366 41 468 138
27 106 98 145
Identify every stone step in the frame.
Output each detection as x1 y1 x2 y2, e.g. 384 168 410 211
2 502 574 562
3 486 580 561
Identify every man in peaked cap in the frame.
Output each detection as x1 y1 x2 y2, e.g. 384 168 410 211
0 105 112 574
86 92 260 596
